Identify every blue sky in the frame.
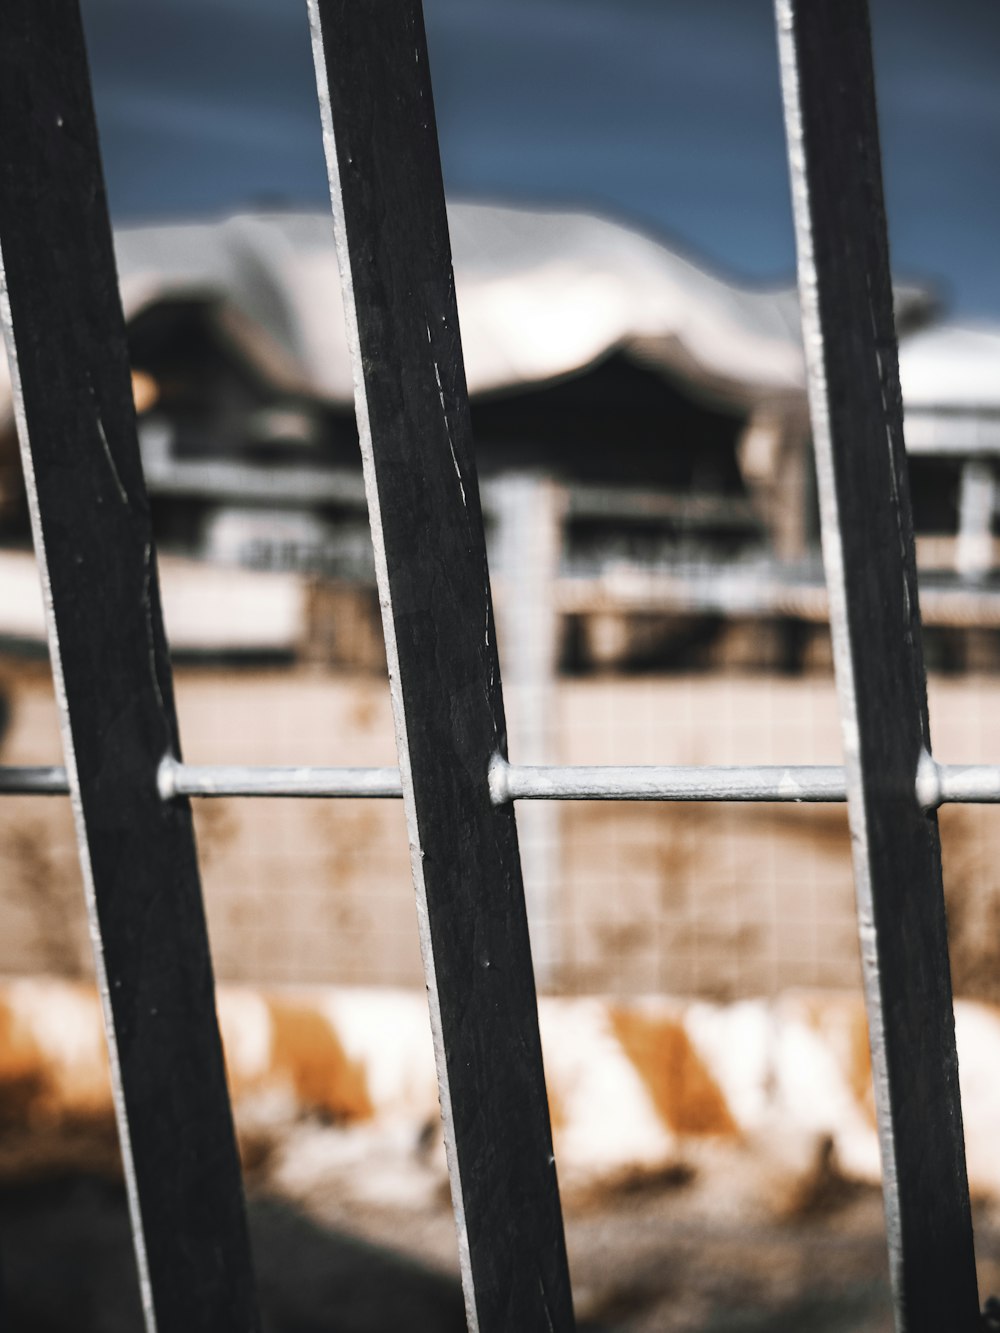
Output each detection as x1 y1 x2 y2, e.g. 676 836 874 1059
81 0 1000 318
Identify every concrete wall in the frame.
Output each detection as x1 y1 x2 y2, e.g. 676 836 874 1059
1 657 998 1001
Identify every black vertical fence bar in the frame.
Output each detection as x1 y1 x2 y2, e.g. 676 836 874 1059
307 3 575 1330
775 2 980 1329
0 5 259 1331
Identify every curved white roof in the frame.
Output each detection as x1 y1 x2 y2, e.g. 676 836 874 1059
0 201 945 430
109 203 813 409
899 324 1000 412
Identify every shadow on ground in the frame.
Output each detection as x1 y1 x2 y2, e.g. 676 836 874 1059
4 1173 999 1331
0 1177 468 1333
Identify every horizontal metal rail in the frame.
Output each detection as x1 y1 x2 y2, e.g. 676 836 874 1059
158 759 402 800
488 759 847 803
0 755 997 809
0 765 71 795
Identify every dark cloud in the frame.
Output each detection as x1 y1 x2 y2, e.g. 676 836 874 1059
81 0 1000 316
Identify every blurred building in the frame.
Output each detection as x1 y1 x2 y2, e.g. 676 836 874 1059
3 203 1000 993
1 202 998 672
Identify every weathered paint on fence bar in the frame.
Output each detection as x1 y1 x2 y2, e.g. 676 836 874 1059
776 1 980 1328
0 4 260 1330
307 2 575 1329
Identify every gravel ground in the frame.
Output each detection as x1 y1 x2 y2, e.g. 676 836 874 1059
1 1171 998 1330
299 1171 1000 1333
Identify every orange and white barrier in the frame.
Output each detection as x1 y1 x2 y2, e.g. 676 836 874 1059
2 978 1000 1209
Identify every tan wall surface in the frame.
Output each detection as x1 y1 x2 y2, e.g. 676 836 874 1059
1 657 998 1000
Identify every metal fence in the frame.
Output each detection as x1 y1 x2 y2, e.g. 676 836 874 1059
0 0 992 1329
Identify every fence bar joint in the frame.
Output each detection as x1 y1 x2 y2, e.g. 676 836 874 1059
915 749 942 813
